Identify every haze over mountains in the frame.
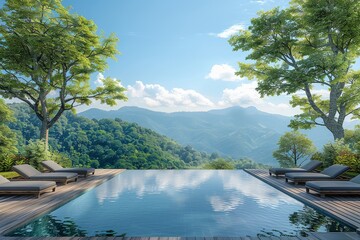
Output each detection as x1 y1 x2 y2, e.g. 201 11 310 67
80 106 347 165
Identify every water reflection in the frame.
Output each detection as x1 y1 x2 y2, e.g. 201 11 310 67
96 170 214 203
96 170 300 211
217 171 300 208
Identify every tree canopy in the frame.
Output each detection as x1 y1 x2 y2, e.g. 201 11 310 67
273 131 316 167
229 0 360 140
0 99 17 171
0 0 127 147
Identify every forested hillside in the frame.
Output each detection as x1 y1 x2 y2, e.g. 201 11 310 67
80 106 337 165
8 103 265 169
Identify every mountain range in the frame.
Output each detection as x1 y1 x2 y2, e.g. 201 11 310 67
79 106 351 165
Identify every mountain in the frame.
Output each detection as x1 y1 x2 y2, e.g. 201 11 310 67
79 106 337 165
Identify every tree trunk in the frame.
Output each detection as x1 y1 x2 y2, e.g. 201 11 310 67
40 120 49 150
324 120 345 140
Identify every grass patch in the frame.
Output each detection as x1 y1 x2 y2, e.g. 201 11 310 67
0 171 20 179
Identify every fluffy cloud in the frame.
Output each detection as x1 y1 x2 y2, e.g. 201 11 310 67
94 73 105 86
216 24 245 39
251 0 273 5
219 81 298 116
127 81 215 109
206 64 242 82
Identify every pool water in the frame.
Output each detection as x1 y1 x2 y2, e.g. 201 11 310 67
8 170 353 237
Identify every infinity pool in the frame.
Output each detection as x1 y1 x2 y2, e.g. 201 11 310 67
8 170 353 237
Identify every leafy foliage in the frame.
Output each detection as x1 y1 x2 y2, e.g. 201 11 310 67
0 0 127 146
229 0 360 139
0 99 18 171
24 139 50 170
202 158 235 169
273 131 316 167
314 139 351 168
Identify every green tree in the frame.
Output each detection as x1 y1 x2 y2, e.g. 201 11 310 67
202 158 235 169
229 0 360 140
0 0 127 148
0 99 18 171
273 131 316 167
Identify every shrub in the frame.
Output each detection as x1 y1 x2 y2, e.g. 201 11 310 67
335 150 360 172
48 151 72 168
0 154 25 172
320 139 351 168
24 139 50 170
202 158 235 169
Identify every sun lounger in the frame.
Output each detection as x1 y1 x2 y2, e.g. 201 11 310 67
41 160 95 177
306 174 360 197
0 175 56 198
13 164 78 184
285 164 349 185
269 160 322 177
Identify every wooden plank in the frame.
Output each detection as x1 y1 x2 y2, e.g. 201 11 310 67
0 169 125 236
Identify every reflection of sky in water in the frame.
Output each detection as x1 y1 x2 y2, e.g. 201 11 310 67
8 170 351 237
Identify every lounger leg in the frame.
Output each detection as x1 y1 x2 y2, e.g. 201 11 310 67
52 187 56 192
285 178 288 182
37 193 41 198
306 188 309 193
269 172 272 176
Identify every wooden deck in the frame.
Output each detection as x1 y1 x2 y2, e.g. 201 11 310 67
0 169 125 236
245 169 360 232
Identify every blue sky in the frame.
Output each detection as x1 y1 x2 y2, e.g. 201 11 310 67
59 0 298 115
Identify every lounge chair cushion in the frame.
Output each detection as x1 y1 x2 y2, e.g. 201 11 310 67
28 172 78 181
301 160 322 171
52 168 95 175
320 164 349 178
0 175 10 184
42 160 95 176
269 168 306 175
350 175 360 184
286 172 332 181
12 164 41 178
42 160 63 171
306 181 360 191
0 181 56 192
12 164 78 183
269 160 322 176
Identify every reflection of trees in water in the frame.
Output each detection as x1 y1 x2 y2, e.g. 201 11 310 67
289 206 354 236
258 206 354 238
8 215 126 237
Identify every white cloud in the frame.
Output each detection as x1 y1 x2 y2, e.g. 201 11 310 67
127 81 215 110
216 24 245 39
295 89 329 99
206 64 242 82
219 81 262 106
95 73 105 86
251 0 273 5
219 81 299 116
